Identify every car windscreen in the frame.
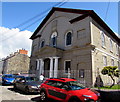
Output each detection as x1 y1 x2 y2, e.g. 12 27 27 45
3 75 15 78
67 81 86 90
25 77 39 82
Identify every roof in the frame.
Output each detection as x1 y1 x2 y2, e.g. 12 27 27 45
30 7 120 43
47 78 77 82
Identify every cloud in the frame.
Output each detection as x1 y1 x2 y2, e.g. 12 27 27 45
0 27 33 58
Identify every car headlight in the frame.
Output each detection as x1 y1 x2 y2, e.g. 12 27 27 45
31 86 37 88
83 95 92 98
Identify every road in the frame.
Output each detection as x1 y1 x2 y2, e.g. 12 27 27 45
1 85 120 102
0 85 59 102
0 85 40 102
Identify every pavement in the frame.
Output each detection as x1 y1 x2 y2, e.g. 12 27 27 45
0 85 58 102
0 85 39 102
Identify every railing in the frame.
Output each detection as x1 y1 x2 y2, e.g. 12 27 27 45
7 69 120 90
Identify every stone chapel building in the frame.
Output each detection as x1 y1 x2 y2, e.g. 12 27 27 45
30 7 120 86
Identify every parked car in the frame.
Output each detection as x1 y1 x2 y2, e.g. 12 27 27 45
14 76 42 93
0 75 2 84
39 78 100 102
2 74 16 85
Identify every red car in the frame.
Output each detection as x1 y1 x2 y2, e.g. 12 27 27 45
39 78 100 102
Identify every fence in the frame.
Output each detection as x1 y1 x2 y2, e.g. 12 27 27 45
5 69 120 90
30 69 120 90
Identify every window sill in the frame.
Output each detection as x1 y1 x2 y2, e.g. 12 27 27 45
101 46 106 49
110 50 113 53
65 44 72 47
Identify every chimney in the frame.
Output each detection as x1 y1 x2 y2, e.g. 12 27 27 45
19 49 28 55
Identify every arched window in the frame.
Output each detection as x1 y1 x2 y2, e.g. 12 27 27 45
51 31 57 47
66 31 72 46
101 31 105 47
40 40 45 48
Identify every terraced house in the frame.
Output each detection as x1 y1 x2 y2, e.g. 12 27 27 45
30 7 120 87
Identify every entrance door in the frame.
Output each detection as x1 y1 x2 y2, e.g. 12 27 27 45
44 58 50 78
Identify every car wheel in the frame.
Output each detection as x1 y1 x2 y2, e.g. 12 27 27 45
14 84 17 90
40 91 47 101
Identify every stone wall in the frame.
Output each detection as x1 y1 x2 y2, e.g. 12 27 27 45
2 52 30 74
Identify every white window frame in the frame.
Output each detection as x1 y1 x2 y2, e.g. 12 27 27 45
40 40 45 48
116 44 119 55
79 69 85 78
101 31 106 48
65 31 72 47
111 58 114 66
109 38 113 52
64 60 71 73
51 31 57 47
103 55 107 67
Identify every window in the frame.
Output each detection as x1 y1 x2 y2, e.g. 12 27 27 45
36 60 39 70
101 31 105 47
46 80 57 86
32 44 37 52
79 69 84 78
116 44 119 55
65 61 71 73
110 39 113 51
103 55 107 67
51 32 57 47
65 32 72 46
117 61 119 67
46 81 63 88
111 59 114 66
40 40 45 48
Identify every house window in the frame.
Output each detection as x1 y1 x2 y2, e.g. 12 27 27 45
32 44 37 52
35 60 38 70
65 61 71 73
110 39 113 51
111 59 114 66
51 31 57 47
116 44 119 55
40 40 45 48
117 61 120 69
101 31 105 47
65 31 72 46
79 69 84 78
103 55 107 67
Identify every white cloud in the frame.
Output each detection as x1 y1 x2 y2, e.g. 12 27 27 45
0 27 33 58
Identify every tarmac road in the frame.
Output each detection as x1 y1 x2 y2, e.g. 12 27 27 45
1 85 120 102
0 85 59 102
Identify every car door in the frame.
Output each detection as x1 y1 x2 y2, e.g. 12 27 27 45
47 81 68 101
15 78 23 89
15 77 24 89
19 78 27 91
16 78 25 90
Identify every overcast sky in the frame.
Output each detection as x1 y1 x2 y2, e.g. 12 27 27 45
0 0 119 59
0 27 33 58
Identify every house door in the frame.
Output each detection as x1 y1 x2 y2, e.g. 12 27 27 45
44 58 50 77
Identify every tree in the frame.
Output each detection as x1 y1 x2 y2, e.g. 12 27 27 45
101 66 119 88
